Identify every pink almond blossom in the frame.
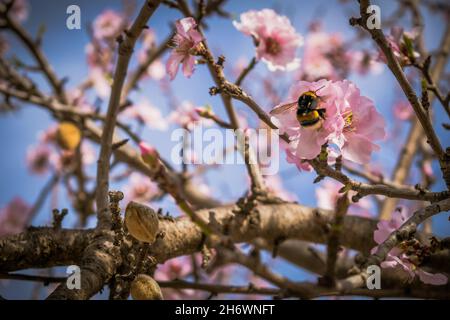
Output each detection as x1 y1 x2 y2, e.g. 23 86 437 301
272 79 385 165
372 207 448 286
89 67 111 99
93 10 124 41
393 100 414 121
121 99 168 131
332 80 386 164
299 29 342 80
169 101 213 129
166 17 203 80
348 50 383 76
281 139 312 172
316 180 372 217
264 174 297 202
271 79 343 160
67 88 95 113
80 142 96 166
146 60 166 81
85 42 113 71
136 29 166 81
123 172 159 204
233 9 303 72
154 256 204 299
380 27 420 67
139 141 160 167
0 197 32 237
26 144 53 175
1 0 28 22
299 24 382 81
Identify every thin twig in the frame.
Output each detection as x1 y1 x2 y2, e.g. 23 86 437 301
235 57 257 87
96 0 163 229
1 7 67 103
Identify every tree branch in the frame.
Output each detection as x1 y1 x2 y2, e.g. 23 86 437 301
96 0 163 229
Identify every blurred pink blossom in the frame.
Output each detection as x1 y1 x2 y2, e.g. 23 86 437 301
67 88 94 113
348 50 383 75
264 174 297 201
300 54 336 81
393 100 414 121
123 172 159 204
154 256 204 299
166 17 203 80
1 0 28 22
372 207 447 285
299 25 382 81
37 125 58 144
316 180 372 217
136 29 166 81
169 101 212 129
89 67 111 99
85 42 113 71
146 60 166 80
93 10 124 41
300 29 343 80
422 159 433 178
0 197 32 237
232 56 250 78
233 9 303 71
26 144 53 175
121 99 168 131
80 142 96 166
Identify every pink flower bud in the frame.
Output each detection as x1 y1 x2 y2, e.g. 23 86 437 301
139 141 157 157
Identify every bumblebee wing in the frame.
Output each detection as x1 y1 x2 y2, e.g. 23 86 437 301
269 102 298 115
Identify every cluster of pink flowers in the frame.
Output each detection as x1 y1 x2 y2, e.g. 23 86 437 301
298 24 382 81
166 17 204 80
233 9 303 72
120 99 168 131
372 207 447 285
0 197 32 237
271 79 385 166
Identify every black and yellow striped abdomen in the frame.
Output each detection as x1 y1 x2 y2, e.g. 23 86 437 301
296 110 321 127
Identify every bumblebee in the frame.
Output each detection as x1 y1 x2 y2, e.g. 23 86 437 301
270 86 326 130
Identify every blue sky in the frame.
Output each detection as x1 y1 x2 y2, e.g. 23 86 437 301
0 0 448 299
